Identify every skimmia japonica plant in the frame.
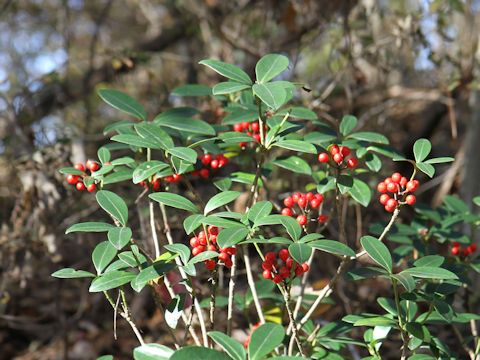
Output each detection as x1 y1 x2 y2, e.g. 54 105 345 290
54 54 480 360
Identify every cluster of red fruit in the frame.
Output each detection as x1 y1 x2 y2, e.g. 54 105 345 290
139 174 182 191
318 144 358 169
65 161 100 192
261 249 309 284
191 153 229 179
376 172 418 212
451 242 477 257
189 226 236 270
232 121 265 148
281 192 328 225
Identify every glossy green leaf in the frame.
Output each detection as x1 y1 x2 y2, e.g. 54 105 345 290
149 192 199 213
272 156 311 175
89 271 136 292
309 240 355 257
97 147 111 164
132 161 169 184
413 255 444 267
165 294 186 329
248 323 285 360
200 59 252 84
353 316 396 327
183 214 205 234
204 191 241 215
51 268 96 279
400 266 458 280
98 89 146 120
107 227 132 250
212 81 251 95
133 262 177 292
154 115 215 136
288 243 312 264
413 138 431 163
277 106 317 120
164 244 190 265
360 236 392 273
133 343 174 360
208 331 246 360
103 168 134 184
425 157 454 164
168 147 198 163
171 84 212 97
416 162 435 178
135 122 174 150
255 54 289 83
111 134 162 149
392 273 416 292
219 132 254 144
252 83 286 110
92 241 117 274
339 115 358 135
347 131 389 144
96 190 129 226
349 178 372 207
59 167 84 175
66 222 114 234
247 201 273 222
188 251 218 265
170 346 230 360
273 140 317 154
217 226 250 248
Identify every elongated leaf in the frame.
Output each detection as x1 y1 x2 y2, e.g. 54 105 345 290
217 226 249 248
353 316 396 327
272 156 311 175
414 255 444 267
416 162 435 178
103 168 134 184
97 147 111 164
51 268 95 279
171 84 212 97
339 115 357 135
248 323 285 360
252 83 286 110
349 178 372 207
170 346 230 360
164 244 190 265
133 344 174 360
254 215 301 240
347 132 389 144
111 134 162 149
149 192 199 213
309 240 355 257
360 236 392 273
59 167 84 175
425 157 454 164
247 201 273 222
413 138 431 163
89 271 136 292
135 122 174 150
392 273 416 292
204 191 241 215
208 331 246 360
219 131 254 144
66 222 114 234
288 243 312 264
133 262 177 292
255 54 289 83
96 190 129 226
154 115 215 136
183 214 205 234
168 147 198 163
107 227 132 250
188 251 218 265
273 140 317 154
92 241 117 274
98 89 146 120
212 81 250 95
199 59 252 84
132 161 169 184
401 266 458 280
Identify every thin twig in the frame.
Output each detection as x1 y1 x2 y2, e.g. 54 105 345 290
149 200 161 258
243 246 266 324
284 287 305 356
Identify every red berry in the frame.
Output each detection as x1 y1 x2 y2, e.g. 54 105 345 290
296 214 308 226
192 246 205 256
329 145 340 155
251 122 260 132
377 182 387 193
340 146 350 157
201 154 212 165
208 245 217 252
297 197 307 208
224 247 237 255
208 226 219 235
253 134 261 142
281 208 293 216
333 153 343 164
305 192 314 201
152 180 161 191
86 160 100 172
173 174 182 182
74 163 85 172
210 235 217 243
379 194 390 205
219 252 229 262
318 152 329 163
400 177 408 187
241 122 250 130
310 198 320 209
224 258 233 268
210 159 219 169
239 142 247 149
315 193 324 203
301 263 309 272
218 158 228 168
384 177 393 184
233 123 243 132
283 196 294 208
387 182 398 193
451 246 460 255
273 274 282 284
285 258 294 268
406 180 419 192
190 237 199 248
385 205 395 213
262 269 272 279
405 194 416 205
386 198 398 209
76 182 86 191
265 252 276 263
66 174 79 185
87 183 96 193
295 266 304 277
347 158 358 168
278 249 289 262
468 244 477 254
391 172 401 183
317 214 328 223
205 259 216 271
292 192 301 203
262 261 273 271
199 169 210 179
279 266 291 279
452 242 460 248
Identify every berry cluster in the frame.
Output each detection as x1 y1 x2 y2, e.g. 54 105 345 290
451 242 477 257
139 173 182 191
261 249 309 284
65 160 100 192
232 121 266 148
376 172 418 212
281 192 328 225
189 226 236 270
318 144 358 169
191 153 229 179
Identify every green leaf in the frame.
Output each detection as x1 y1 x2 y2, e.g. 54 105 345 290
273 140 317 154
111 134 162 149
413 138 432 163
188 251 218 265
208 331 246 360
252 83 286 110
96 190 129 226
347 131 389 144
309 240 355 257
133 262 177 292
92 241 117 274
392 273 416 292
107 227 132 250
416 162 435 178
204 191 241 215
400 266 458 280
135 122 174 150
133 344 174 360
171 346 230 360
425 157 454 164
248 323 285 360
171 84 212 97
154 115 215 136
59 167 84 175
167 147 198 163
183 214 205 234
165 294 186 329
254 215 301 240
51 268 96 279
132 161 169 184
199 59 252 85
98 89 146 121
164 244 190 265
97 356 113 360
202 216 241 229
247 201 273 222
255 53 289 83
219 132 254 144
360 236 392 273
103 168 134 184
288 243 312 264
97 147 111 164
212 81 251 95
365 153 382 172
65 222 114 234
339 115 358 135
149 192 199 214
353 316 396 327
349 178 372 207
217 226 249 248
414 255 444 267
272 156 311 175
89 271 136 292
